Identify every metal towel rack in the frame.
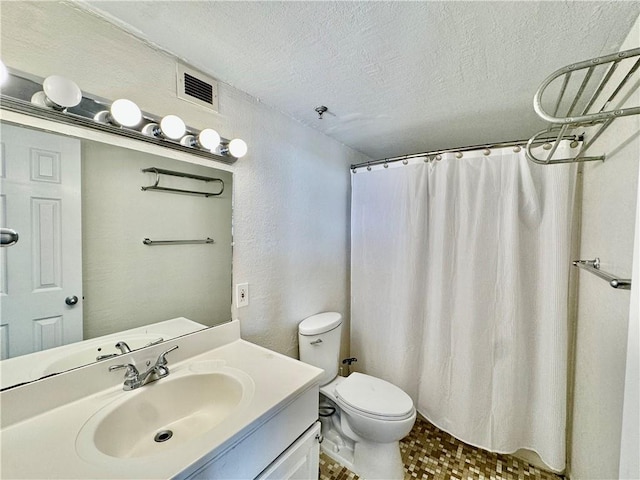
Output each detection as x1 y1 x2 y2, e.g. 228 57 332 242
143 237 215 246
526 47 640 165
572 258 632 290
141 167 224 197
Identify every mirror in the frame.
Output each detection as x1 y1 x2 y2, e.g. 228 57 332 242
0 120 233 388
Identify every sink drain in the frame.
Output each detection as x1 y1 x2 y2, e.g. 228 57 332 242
154 430 173 443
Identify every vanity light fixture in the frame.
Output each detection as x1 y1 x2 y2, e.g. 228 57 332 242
221 138 248 158
2 67 246 164
142 114 186 140
180 128 221 150
30 75 82 110
94 98 142 128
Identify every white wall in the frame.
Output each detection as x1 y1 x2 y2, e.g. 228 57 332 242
0 1 368 359
569 14 640 479
619 144 640 479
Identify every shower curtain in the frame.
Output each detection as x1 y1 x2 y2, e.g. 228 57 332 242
351 145 576 471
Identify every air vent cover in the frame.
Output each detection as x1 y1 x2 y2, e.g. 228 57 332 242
176 63 219 112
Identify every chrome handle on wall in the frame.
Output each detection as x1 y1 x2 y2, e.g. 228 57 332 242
0 228 19 247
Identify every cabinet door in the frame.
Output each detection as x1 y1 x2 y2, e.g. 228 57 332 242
256 422 321 480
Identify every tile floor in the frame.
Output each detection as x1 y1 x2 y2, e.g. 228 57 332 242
319 416 564 480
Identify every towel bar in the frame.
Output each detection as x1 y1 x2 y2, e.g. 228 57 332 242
572 258 631 290
143 237 215 246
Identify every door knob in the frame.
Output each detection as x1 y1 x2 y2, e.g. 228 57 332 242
65 295 79 306
0 228 19 247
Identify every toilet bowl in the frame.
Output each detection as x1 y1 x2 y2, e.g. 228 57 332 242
298 312 416 480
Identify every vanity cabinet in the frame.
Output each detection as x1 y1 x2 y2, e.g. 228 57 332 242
256 422 321 480
181 383 320 480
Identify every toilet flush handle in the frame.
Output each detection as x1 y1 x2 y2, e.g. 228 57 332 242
310 338 323 345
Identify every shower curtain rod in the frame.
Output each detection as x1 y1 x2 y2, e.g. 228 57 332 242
350 134 582 170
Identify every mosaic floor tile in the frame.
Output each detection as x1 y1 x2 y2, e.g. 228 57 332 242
319 416 563 480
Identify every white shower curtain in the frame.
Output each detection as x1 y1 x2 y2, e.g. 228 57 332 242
351 146 576 471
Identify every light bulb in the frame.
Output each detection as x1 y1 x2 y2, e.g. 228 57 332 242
141 122 160 137
228 138 248 158
160 115 186 140
110 99 142 127
198 129 221 150
42 75 82 108
0 60 8 86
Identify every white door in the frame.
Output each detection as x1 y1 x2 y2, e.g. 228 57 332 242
0 123 82 359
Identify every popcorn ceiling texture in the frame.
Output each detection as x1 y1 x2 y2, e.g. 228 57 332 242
82 1 639 159
0 1 367 361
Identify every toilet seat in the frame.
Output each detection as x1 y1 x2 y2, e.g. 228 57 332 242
334 373 414 421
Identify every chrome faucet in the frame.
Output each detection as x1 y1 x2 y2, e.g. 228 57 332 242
109 345 179 391
96 338 164 361
115 340 132 353
96 340 133 361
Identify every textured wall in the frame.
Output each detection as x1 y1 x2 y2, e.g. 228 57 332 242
569 15 640 480
0 1 368 359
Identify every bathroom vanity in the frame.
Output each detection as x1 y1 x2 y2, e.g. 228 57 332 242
0 69 323 479
0 321 324 479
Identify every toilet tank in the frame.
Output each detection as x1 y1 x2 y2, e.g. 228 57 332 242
298 312 343 386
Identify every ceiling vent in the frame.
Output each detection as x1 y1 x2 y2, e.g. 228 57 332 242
176 63 219 112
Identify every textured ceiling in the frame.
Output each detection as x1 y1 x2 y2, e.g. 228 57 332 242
82 1 640 160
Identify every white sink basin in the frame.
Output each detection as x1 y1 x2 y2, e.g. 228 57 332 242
76 365 254 460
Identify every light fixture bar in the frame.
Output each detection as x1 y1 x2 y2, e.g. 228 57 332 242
0 94 236 164
0 69 241 164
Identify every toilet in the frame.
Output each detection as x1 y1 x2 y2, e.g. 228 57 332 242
298 312 416 480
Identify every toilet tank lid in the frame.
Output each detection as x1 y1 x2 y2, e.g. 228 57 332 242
299 312 342 335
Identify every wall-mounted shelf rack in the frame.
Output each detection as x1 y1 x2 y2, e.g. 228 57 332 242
573 258 631 290
141 167 224 197
526 47 640 165
143 237 215 246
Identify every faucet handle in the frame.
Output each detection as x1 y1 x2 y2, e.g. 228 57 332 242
96 353 118 361
156 345 179 367
109 363 139 378
144 337 164 347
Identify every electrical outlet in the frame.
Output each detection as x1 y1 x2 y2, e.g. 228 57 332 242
236 283 249 308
